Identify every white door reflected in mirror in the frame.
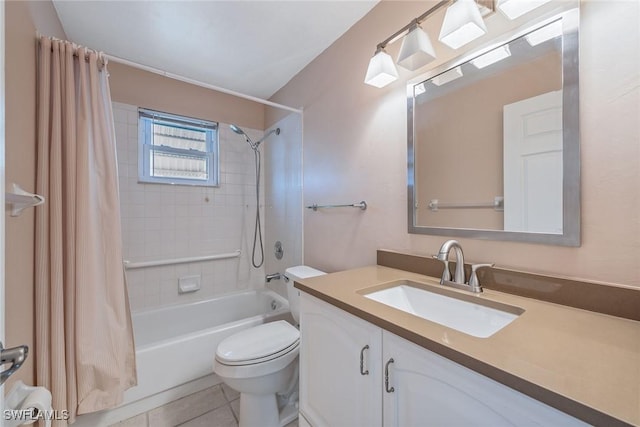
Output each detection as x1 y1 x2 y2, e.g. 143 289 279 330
503 90 563 234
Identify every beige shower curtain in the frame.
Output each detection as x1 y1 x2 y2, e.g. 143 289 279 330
35 36 136 425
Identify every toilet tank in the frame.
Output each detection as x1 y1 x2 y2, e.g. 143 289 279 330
284 266 326 324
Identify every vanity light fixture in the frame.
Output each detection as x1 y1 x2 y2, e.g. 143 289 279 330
364 0 450 88
364 0 495 88
431 66 464 86
525 20 563 46
496 0 552 20
438 0 488 49
364 47 400 88
470 44 511 68
364 0 557 88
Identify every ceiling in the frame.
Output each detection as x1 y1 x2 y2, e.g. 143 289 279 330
52 1 379 100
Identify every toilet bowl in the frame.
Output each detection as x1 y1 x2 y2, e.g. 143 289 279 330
213 266 326 427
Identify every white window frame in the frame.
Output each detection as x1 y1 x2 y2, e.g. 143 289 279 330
138 108 219 187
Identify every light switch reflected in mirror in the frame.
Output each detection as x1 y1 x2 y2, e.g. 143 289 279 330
408 8 580 246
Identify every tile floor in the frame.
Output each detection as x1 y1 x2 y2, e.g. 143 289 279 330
110 383 298 427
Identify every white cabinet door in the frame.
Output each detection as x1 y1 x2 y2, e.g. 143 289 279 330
300 296 586 427
382 331 587 427
299 293 382 427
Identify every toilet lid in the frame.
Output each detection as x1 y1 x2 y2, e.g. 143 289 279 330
215 320 300 366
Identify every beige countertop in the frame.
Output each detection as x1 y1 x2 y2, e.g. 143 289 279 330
294 266 640 427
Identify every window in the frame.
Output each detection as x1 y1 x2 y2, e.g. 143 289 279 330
138 108 218 186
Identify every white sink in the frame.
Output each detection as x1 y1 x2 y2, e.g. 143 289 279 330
362 282 523 338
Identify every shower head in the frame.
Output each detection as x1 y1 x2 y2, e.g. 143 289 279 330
230 124 256 149
230 124 247 136
229 124 281 149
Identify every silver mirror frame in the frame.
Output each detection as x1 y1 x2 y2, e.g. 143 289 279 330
408 7 580 246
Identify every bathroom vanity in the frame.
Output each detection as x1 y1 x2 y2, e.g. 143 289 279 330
294 258 640 427
299 292 586 427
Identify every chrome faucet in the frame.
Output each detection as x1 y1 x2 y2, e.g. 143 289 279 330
265 273 281 283
434 240 494 294
436 240 465 284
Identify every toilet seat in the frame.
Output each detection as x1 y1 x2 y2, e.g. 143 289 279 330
217 339 299 366
216 320 299 365
214 321 300 378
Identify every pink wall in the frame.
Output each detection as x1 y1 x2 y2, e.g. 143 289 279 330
109 62 265 131
5 0 67 388
269 1 639 287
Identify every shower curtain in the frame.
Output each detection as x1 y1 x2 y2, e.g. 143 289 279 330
35 36 136 425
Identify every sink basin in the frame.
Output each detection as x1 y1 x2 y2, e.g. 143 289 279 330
361 281 523 338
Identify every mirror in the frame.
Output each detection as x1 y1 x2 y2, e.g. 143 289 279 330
408 8 580 246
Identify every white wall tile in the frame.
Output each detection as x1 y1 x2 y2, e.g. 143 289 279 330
114 103 266 311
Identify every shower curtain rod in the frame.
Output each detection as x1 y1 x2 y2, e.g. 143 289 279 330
36 30 303 114
104 53 303 114
35 32 303 114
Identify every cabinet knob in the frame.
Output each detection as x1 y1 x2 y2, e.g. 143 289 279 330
385 358 395 393
360 345 370 376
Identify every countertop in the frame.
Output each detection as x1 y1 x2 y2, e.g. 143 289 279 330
294 266 640 427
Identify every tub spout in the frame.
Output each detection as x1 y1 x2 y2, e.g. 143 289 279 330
265 273 281 283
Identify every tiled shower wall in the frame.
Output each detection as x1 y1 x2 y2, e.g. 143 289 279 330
113 102 266 311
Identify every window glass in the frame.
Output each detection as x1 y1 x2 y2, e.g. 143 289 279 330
139 109 218 186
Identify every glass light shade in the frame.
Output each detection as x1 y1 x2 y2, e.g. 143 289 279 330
438 0 488 49
432 66 463 86
525 20 563 46
497 0 553 20
397 25 436 71
471 45 511 69
364 49 399 88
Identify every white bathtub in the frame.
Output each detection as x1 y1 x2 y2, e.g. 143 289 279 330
123 289 290 404
73 289 290 426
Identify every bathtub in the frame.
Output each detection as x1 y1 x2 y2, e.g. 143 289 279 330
123 289 290 404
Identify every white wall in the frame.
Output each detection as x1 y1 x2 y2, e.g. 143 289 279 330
264 113 304 297
269 0 640 287
114 102 266 311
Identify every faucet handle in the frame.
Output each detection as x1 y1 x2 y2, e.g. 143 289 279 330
433 255 451 283
468 263 494 292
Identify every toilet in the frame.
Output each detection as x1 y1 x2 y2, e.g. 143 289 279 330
214 266 326 427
